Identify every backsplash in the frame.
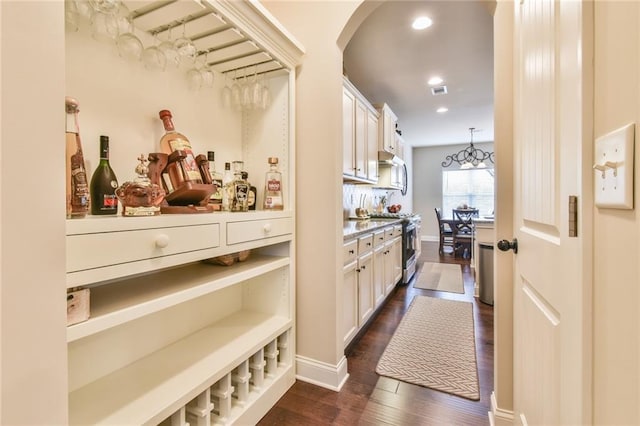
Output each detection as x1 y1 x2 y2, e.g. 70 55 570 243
343 184 402 220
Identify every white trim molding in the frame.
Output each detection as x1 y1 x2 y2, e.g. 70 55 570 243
490 391 515 426
295 355 349 391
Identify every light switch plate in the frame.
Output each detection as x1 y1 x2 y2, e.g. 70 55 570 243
594 123 635 209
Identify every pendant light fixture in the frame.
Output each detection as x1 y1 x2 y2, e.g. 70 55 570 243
441 127 494 169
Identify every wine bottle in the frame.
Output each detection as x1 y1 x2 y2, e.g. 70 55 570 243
65 97 90 218
263 157 283 210
222 162 233 211
90 135 119 215
242 171 257 210
158 109 202 184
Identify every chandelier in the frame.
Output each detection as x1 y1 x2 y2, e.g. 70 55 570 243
441 127 494 169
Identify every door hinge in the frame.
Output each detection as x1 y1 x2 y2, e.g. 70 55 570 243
569 195 578 237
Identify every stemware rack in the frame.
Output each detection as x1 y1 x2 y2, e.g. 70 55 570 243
119 0 287 78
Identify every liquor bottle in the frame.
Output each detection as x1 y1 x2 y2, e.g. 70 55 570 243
65 97 90 218
222 162 233 211
158 109 202 184
90 135 119 215
242 171 257 210
229 161 249 212
207 151 223 208
263 157 283 210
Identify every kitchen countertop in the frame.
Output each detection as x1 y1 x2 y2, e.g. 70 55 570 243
473 217 495 228
343 218 403 240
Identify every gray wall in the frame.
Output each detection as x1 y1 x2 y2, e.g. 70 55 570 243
412 141 494 239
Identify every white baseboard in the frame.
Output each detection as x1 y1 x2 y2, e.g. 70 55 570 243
422 235 438 242
490 391 515 426
295 354 349 391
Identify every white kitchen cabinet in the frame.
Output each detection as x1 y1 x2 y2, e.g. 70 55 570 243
357 235 375 327
372 229 386 307
343 78 379 183
63 1 303 424
376 103 398 155
342 239 359 346
383 226 403 296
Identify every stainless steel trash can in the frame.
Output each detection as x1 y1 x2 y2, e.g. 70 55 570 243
478 243 494 305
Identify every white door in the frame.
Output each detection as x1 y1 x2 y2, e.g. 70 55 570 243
510 0 592 424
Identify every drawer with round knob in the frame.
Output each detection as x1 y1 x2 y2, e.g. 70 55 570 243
226 217 292 245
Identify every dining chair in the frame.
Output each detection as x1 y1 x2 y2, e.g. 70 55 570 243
452 208 478 258
434 208 455 255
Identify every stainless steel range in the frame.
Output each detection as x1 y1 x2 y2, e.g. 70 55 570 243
370 212 421 284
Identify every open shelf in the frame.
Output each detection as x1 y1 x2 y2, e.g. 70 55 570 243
69 311 291 425
67 254 289 342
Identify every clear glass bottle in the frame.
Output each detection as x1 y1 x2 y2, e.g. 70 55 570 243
90 135 119 215
230 160 248 212
158 109 202 184
65 96 90 218
222 162 233 211
263 157 283 210
207 151 223 208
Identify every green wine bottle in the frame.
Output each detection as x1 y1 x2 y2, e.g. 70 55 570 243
90 135 119 215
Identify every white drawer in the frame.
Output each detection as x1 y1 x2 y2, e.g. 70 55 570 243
343 239 357 265
67 224 220 273
358 234 374 254
384 226 395 239
373 230 386 248
226 217 292 245
394 225 403 235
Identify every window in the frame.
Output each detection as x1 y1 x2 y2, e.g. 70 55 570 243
442 169 494 218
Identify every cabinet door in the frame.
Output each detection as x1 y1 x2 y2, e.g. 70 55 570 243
354 99 367 179
392 236 403 285
366 110 379 182
373 245 385 307
343 260 358 346
379 105 397 154
342 87 356 176
357 251 374 326
383 240 395 295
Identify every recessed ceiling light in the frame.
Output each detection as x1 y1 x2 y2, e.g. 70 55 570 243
428 76 444 86
412 16 433 30
437 107 448 113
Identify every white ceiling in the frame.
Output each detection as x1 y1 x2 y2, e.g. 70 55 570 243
343 0 494 147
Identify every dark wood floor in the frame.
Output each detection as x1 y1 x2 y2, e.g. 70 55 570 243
258 241 494 425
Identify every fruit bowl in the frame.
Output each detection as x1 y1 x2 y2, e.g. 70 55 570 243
387 204 402 213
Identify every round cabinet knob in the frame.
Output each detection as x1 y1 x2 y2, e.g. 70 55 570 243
155 234 170 248
263 223 272 234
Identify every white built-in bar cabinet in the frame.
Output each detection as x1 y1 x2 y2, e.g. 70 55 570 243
60 1 303 424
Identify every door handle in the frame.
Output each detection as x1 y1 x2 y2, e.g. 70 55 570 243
497 238 518 254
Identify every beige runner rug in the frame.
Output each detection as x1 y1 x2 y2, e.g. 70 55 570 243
413 262 464 294
375 296 479 400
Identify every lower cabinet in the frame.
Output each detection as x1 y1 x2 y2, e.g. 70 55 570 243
343 224 402 349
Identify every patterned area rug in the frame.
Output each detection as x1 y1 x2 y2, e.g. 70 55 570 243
413 262 464 294
375 296 479 400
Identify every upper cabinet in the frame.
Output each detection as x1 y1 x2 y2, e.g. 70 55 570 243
343 78 379 183
376 103 398 156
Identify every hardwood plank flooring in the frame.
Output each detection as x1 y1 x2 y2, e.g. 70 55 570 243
258 241 494 425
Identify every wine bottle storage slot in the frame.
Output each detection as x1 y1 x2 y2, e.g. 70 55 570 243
156 330 291 426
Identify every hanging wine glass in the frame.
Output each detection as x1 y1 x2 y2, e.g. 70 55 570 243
231 70 242 110
158 25 180 69
200 51 215 88
89 0 120 14
174 20 197 65
221 73 233 108
241 72 253 110
250 68 263 109
116 20 143 61
142 35 167 72
261 77 271 110
90 8 119 41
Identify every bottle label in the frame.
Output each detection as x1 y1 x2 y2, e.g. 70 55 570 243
102 195 118 209
267 178 281 192
210 178 223 203
169 137 201 182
